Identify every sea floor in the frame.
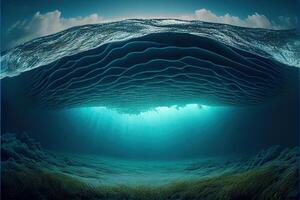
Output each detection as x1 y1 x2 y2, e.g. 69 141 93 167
1 133 299 200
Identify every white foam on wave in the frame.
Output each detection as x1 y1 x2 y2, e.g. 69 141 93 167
1 19 299 79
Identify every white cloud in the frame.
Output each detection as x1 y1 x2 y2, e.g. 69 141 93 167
191 9 295 29
126 9 296 30
7 10 104 48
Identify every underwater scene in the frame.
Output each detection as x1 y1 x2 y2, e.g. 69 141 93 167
1 4 300 200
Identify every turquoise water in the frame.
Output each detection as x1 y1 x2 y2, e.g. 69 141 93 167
1 19 299 199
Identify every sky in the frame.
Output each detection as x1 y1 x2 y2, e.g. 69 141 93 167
1 0 299 50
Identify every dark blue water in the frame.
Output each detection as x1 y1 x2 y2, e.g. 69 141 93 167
1 19 299 200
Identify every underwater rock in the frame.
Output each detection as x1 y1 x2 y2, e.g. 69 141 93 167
1 133 47 164
246 145 283 169
245 145 299 170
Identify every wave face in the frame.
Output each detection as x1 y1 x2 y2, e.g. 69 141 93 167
7 32 291 113
1 19 299 79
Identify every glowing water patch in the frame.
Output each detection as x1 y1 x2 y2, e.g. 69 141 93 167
62 104 231 153
125 104 206 118
121 104 209 123
65 104 226 136
76 104 211 125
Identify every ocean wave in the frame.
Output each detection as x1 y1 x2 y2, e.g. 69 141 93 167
6 32 292 113
1 19 299 79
